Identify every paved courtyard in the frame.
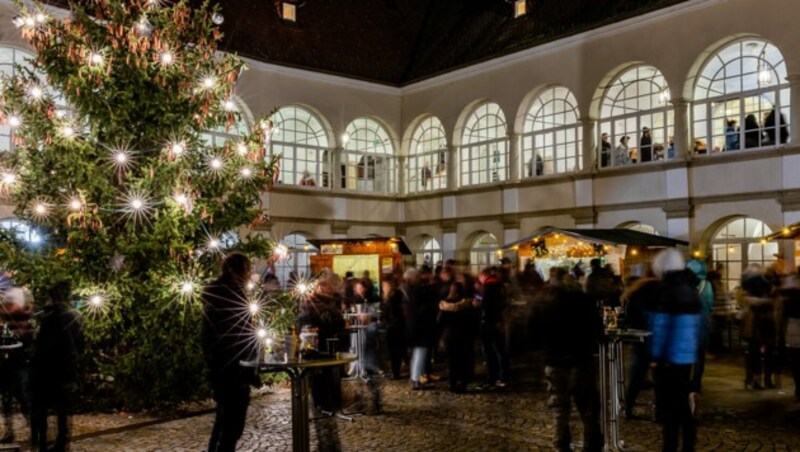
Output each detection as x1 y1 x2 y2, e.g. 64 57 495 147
10 354 800 451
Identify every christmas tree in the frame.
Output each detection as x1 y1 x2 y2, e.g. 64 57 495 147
0 0 293 409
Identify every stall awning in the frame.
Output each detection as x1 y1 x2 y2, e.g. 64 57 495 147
503 228 688 249
307 237 412 255
765 224 799 241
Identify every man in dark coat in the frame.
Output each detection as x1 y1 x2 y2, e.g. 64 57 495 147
203 253 256 452
476 266 510 388
31 280 83 452
535 267 603 451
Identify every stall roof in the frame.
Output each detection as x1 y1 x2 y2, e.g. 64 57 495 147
504 228 689 249
765 224 799 241
307 237 412 255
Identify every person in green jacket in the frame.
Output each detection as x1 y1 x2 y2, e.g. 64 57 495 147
686 259 714 394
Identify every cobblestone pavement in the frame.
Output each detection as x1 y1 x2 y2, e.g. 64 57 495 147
13 354 800 451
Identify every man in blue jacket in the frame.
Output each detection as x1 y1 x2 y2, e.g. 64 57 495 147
649 249 702 452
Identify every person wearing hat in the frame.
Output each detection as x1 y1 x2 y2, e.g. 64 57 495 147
639 127 653 163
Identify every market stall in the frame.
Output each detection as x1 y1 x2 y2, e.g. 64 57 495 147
764 223 800 268
503 228 688 278
308 237 410 279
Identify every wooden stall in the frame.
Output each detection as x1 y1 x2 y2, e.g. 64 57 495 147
504 228 688 278
308 237 411 279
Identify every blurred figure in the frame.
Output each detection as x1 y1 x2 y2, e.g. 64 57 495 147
438 282 474 393
476 267 510 389
648 249 701 452
686 259 714 394
744 114 762 149
738 265 777 390
781 274 800 402
764 108 789 145
0 284 33 444
402 270 436 390
202 253 257 452
621 266 659 419
725 119 739 151
640 127 653 162
586 259 616 308
535 267 603 451
31 281 83 452
381 278 406 380
599 133 611 167
615 136 630 166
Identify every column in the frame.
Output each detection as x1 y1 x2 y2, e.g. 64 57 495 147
788 74 800 146
396 155 406 196
446 145 458 189
507 133 520 182
671 97 690 160
329 147 342 191
580 117 597 171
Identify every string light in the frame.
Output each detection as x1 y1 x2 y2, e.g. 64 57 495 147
159 51 174 66
222 99 237 112
169 141 185 156
68 198 83 211
89 52 104 66
89 295 104 307
7 115 21 128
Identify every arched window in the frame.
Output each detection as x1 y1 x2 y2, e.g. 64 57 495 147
0 47 36 153
415 235 442 267
692 39 789 154
275 233 318 287
271 106 331 188
341 118 395 193
469 232 500 275
599 65 674 167
0 218 42 244
200 96 249 149
711 217 777 294
522 86 582 177
408 117 447 193
460 103 508 186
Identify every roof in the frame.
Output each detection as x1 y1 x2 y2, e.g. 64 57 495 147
41 0 689 86
765 224 798 241
504 228 689 249
308 237 412 255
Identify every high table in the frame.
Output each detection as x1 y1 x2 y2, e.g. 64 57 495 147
598 329 651 451
241 353 356 452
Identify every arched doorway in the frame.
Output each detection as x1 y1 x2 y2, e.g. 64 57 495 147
711 217 777 294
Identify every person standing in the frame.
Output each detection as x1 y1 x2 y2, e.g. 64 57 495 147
621 268 659 419
535 267 603 451
202 253 257 452
599 133 612 168
0 285 33 444
639 127 653 162
725 119 739 151
402 269 436 390
30 281 83 452
381 278 407 380
738 266 777 390
438 282 474 393
476 267 510 389
615 136 630 166
648 249 702 452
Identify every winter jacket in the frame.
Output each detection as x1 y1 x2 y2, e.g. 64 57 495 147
781 287 800 348
647 270 702 365
534 284 603 367
32 303 83 387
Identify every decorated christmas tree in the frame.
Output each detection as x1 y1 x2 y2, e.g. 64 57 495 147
0 0 293 409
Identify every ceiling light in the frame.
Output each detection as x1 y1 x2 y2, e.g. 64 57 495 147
282 3 297 22
513 0 527 18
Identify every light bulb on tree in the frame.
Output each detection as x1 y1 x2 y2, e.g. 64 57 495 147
249 302 259 315
222 99 237 112
173 193 188 206
68 198 83 211
273 243 290 260
170 141 185 156
180 281 194 295
236 142 248 156
210 157 223 169
257 328 267 339
89 295 104 307
61 125 75 139
207 238 221 251
22 15 35 28
130 198 144 210
6 115 21 128
200 76 216 90
159 51 174 66
27 85 43 101
135 16 152 36
89 52 104 66
2 172 16 185
34 12 46 24
115 152 128 164
239 167 253 179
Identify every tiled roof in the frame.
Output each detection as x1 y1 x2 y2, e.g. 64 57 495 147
41 0 689 85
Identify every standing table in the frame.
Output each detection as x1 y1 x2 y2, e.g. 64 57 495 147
598 329 651 451
241 353 356 452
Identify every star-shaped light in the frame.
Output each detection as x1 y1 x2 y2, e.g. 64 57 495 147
168 141 185 156
135 16 153 36
7 114 22 128
239 166 253 179
29 200 51 220
27 85 43 102
60 125 76 139
199 75 216 90
206 156 225 175
105 143 135 172
222 99 237 112
88 52 104 67
235 142 248 156
68 197 83 212
118 189 154 224
159 51 174 66
273 243 290 260
1 171 16 185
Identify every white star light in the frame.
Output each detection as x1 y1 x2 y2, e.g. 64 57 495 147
1 172 16 185
105 143 135 172
60 125 76 139
119 189 154 224
135 16 152 36
27 85 43 101
256 328 267 339
222 99 237 112
30 200 51 220
173 193 188 206
34 12 46 24
160 51 174 66
68 198 83 211
249 302 259 315
208 238 221 249
180 281 194 294
207 156 225 175
200 76 216 90
6 115 21 128
89 295 104 307
239 166 253 179
169 141 185 156
89 52 104 66
273 243 290 260
236 142 248 156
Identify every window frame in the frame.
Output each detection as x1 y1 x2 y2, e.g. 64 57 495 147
459 103 509 187
341 117 395 193
407 116 448 193
270 106 331 189
521 86 583 177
